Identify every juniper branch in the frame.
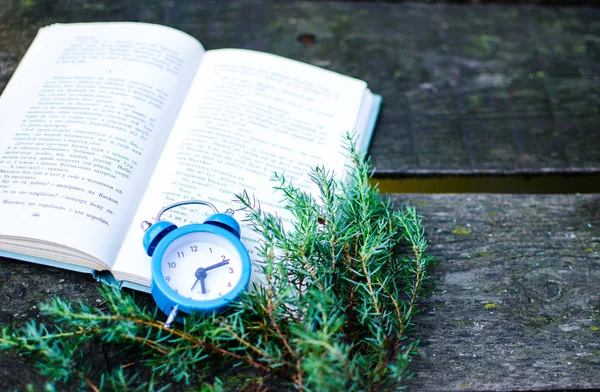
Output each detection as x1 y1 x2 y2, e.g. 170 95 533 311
1 135 435 391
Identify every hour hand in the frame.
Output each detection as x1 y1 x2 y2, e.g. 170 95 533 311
191 268 208 293
199 277 206 294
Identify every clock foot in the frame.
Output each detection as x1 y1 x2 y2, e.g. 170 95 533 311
164 304 179 328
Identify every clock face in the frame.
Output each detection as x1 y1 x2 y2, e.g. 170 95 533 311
160 231 244 301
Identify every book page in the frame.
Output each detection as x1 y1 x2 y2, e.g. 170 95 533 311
0 23 204 267
113 49 368 285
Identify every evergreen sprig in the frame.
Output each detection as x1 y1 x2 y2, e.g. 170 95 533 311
1 137 435 391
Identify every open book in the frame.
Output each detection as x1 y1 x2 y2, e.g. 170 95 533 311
0 22 381 292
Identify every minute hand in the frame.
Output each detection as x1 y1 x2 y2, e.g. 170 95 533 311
203 260 229 272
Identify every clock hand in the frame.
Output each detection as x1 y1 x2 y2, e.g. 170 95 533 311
203 260 230 272
191 268 208 293
191 261 230 293
199 277 207 294
190 276 202 292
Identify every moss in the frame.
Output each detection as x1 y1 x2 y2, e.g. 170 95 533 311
472 34 502 55
484 303 497 309
82 3 106 11
329 13 354 42
523 316 553 331
452 226 471 235
538 47 551 55
467 95 481 113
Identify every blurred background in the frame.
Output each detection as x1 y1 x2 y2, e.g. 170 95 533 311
1 0 598 193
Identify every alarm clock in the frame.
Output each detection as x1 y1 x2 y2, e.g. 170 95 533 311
141 200 252 327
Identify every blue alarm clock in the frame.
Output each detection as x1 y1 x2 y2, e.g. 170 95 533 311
141 200 252 327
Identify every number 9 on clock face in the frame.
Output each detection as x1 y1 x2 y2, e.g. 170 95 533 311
160 231 244 301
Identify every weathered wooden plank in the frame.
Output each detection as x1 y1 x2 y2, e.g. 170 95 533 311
0 1 599 176
391 194 600 391
0 260 122 388
1 194 598 390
